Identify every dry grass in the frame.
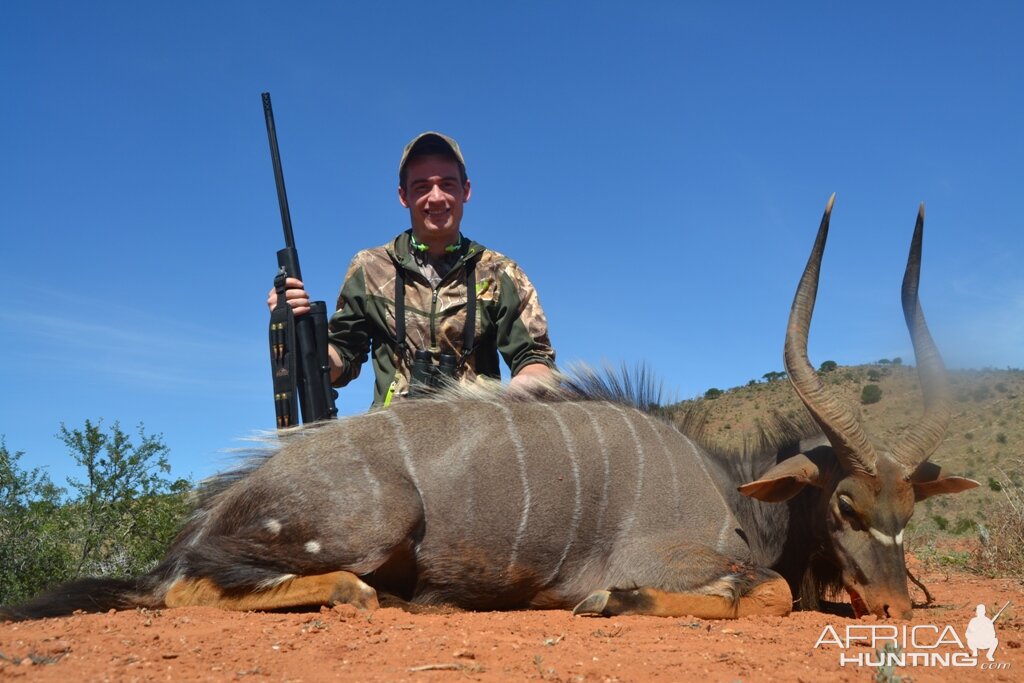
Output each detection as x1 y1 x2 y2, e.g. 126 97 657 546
973 458 1024 577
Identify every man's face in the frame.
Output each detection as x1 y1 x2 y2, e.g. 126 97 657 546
398 154 471 245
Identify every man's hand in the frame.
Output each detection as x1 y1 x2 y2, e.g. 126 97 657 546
267 277 312 316
267 277 346 382
508 363 557 396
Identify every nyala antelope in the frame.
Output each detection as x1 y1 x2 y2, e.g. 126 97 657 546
1 196 976 622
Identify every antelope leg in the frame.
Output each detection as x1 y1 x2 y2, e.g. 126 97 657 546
573 576 791 619
164 570 379 611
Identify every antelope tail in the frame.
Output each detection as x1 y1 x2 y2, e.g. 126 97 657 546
0 575 166 622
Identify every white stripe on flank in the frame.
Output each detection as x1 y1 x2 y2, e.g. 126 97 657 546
539 403 583 585
869 527 904 547
338 427 384 530
575 404 611 535
676 433 736 552
454 402 476 521
639 413 681 509
384 411 423 512
608 403 645 536
498 403 531 572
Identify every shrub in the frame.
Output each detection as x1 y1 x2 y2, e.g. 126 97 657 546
974 459 1024 577
0 421 191 605
867 369 882 382
0 439 70 605
952 517 975 535
704 388 723 399
818 360 838 373
861 384 883 405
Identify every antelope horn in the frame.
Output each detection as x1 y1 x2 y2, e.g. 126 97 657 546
889 204 951 472
784 194 878 476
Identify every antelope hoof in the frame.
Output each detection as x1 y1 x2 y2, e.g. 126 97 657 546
330 576 380 610
572 590 611 616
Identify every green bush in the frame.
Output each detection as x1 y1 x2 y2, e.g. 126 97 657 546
818 360 838 373
0 439 71 605
861 384 883 405
704 388 723 399
0 421 191 605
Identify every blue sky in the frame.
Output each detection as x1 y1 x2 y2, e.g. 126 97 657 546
2 2 1022 485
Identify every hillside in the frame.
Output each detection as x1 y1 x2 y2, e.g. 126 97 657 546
666 363 1024 545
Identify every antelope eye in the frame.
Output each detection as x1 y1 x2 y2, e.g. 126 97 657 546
837 495 857 517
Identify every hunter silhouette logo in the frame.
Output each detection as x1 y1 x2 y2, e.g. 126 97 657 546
814 600 1012 670
966 602 1007 662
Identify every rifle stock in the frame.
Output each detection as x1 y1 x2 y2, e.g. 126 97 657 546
263 92 338 427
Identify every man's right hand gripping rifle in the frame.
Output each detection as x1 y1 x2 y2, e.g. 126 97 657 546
266 277 346 383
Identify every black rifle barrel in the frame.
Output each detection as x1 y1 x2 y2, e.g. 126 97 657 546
262 92 299 270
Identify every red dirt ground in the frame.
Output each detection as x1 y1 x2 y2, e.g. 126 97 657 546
1 558 1021 682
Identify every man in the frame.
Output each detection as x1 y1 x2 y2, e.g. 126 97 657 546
267 131 556 406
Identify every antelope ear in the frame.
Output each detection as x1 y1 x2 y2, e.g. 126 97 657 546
909 460 980 501
913 476 980 501
738 453 823 502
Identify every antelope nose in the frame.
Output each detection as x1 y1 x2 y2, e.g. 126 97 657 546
882 602 914 620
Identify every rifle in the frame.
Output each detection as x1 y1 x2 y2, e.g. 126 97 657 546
262 92 338 427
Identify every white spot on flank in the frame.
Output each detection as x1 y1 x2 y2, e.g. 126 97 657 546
305 540 322 554
264 519 282 536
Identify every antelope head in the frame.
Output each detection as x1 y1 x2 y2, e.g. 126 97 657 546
739 196 978 619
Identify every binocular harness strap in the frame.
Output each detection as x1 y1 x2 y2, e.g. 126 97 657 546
393 257 477 371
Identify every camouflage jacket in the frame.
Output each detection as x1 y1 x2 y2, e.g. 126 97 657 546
327 230 556 406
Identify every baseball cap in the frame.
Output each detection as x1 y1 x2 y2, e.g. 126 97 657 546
398 132 467 180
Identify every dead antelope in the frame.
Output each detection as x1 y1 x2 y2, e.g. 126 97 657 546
1 196 976 622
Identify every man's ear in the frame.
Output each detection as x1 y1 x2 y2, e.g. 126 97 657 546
737 453 823 502
398 185 409 208
462 179 472 203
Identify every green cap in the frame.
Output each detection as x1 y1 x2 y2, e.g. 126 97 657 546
398 131 467 180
